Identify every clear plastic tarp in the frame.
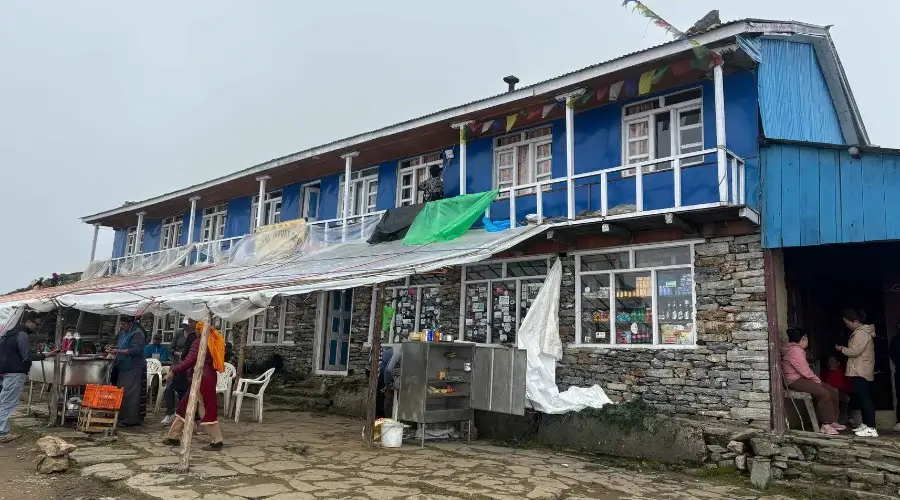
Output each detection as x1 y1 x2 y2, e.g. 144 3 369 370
0 224 545 326
517 258 612 413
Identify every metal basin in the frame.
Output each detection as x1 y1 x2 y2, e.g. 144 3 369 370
28 357 111 386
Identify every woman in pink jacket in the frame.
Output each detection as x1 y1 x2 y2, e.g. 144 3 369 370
782 327 844 435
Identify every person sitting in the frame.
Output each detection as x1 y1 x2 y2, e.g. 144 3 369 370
781 327 845 435
143 334 170 362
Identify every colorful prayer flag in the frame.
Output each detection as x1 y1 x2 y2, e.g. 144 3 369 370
638 70 654 95
672 59 692 76
541 103 556 119
609 81 624 101
468 122 480 133
596 86 608 101
481 120 494 133
580 91 593 105
505 114 517 132
459 126 466 145
652 65 668 84
625 78 638 97
527 108 541 120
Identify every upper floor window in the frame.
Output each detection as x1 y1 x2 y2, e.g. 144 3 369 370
201 204 227 242
397 153 442 206
153 311 183 344
124 227 138 256
338 167 378 217
494 126 553 197
161 216 183 250
251 191 282 232
622 88 703 177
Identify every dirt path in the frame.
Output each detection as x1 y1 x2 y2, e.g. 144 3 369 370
0 434 150 500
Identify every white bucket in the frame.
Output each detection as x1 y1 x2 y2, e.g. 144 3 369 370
380 421 404 448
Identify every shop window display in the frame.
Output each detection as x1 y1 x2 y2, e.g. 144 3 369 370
576 244 695 347
461 258 549 345
382 275 442 344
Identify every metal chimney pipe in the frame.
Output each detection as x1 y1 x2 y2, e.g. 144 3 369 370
503 75 520 92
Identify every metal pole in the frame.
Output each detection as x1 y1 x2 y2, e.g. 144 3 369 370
89 224 100 262
713 61 728 203
255 176 270 231
48 306 65 426
235 320 248 380
365 284 385 448
135 212 146 255
186 196 200 244
179 314 212 472
340 152 358 243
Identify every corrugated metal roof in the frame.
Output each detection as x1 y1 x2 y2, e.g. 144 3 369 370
82 18 866 224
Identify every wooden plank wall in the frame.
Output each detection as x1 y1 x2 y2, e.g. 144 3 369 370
762 143 900 248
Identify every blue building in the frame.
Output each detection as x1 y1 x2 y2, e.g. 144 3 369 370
80 19 870 426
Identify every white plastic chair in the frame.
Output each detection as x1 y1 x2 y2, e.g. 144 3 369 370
232 368 275 423
146 359 164 414
217 362 237 417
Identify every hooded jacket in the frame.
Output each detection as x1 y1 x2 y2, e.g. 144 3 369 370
781 342 820 385
843 324 877 381
0 326 46 374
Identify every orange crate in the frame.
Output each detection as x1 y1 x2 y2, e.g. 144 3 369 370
82 384 123 410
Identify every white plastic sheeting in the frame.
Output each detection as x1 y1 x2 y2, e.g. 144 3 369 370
517 259 612 414
0 225 546 326
0 305 23 334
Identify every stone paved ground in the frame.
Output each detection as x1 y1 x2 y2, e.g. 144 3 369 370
9 409 808 500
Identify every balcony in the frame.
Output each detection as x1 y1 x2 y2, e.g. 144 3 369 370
488 149 753 230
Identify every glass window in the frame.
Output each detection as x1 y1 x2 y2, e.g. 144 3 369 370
494 126 553 197
161 216 183 250
154 312 183 344
397 153 443 207
622 88 703 177
461 257 550 344
381 275 442 344
576 244 695 347
250 299 285 344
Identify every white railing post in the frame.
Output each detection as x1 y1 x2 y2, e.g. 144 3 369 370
713 61 728 203
509 188 516 228
89 224 100 262
600 172 608 216
451 121 473 196
186 196 200 244
536 187 544 224
340 152 358 243
673 157 682 208
730 157 738 205
255 175 270 231
739 160 746 204
135 211 145 255
635 167 644 212
556 89 585 220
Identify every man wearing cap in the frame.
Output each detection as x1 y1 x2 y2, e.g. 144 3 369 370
108 316 147 426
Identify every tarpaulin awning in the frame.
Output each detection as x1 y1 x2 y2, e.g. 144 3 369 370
0 224 546 325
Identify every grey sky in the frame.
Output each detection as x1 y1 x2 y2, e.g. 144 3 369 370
0 1 895 292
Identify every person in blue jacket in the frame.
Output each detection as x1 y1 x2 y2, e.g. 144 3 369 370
143 334 170 362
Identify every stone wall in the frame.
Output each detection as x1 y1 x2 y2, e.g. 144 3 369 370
556 234 772 427
243 295 317 377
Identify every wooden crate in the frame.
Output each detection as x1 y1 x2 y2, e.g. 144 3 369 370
76 406 119 434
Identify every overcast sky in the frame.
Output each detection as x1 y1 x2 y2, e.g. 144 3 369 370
0 1 895 292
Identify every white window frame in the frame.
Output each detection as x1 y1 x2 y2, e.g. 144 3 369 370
250 191 283 232
573 240 700 349
460 256 551 345
338 167 379 217
396 153 442 207
200 204 227 242
621 88 704 177
160 216 184 250
153 311 184 344
301 182 321 222
124 227 137 256
374 275 443 345
493 126 553 198
248 297 289 345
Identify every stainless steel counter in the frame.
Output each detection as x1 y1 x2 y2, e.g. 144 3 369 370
28 356 112 386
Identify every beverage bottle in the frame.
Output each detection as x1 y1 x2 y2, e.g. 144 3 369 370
74 331 82 355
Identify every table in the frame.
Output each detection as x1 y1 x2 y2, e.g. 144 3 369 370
27 355 113 425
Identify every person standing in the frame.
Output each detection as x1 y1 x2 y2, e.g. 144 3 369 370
163 321 226 451
890 321 900 432
837 309 878 437
0 312 58 443
781 327 844 435
108 316 147 426
419 164 444 203
160 320 195 425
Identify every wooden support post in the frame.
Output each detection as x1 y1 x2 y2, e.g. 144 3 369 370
179 314 213 471
764 249 786 434
235 320 248 380
364 285 385 448
49 306 66 426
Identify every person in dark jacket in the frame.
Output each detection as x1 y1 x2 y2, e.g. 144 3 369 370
108 316 147 426
160 319 195 425
0 312 57 443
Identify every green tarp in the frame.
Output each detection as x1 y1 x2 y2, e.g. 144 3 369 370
402 190 499 245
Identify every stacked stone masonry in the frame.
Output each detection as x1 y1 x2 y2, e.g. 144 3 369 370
556 234 771 426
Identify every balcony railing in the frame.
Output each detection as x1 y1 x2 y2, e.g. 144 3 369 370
489 149 747 226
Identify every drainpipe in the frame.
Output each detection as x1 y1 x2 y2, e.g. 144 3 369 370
255 175 270 231
340 152 359 242
186 196 200 244
135 211 145 255
556 89 586 220
89 224 100 262
713 61 728 203
451 121 474 195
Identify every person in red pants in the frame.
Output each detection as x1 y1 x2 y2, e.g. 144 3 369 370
163 321 226 451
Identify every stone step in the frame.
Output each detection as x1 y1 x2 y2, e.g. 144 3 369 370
267 394 332 412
